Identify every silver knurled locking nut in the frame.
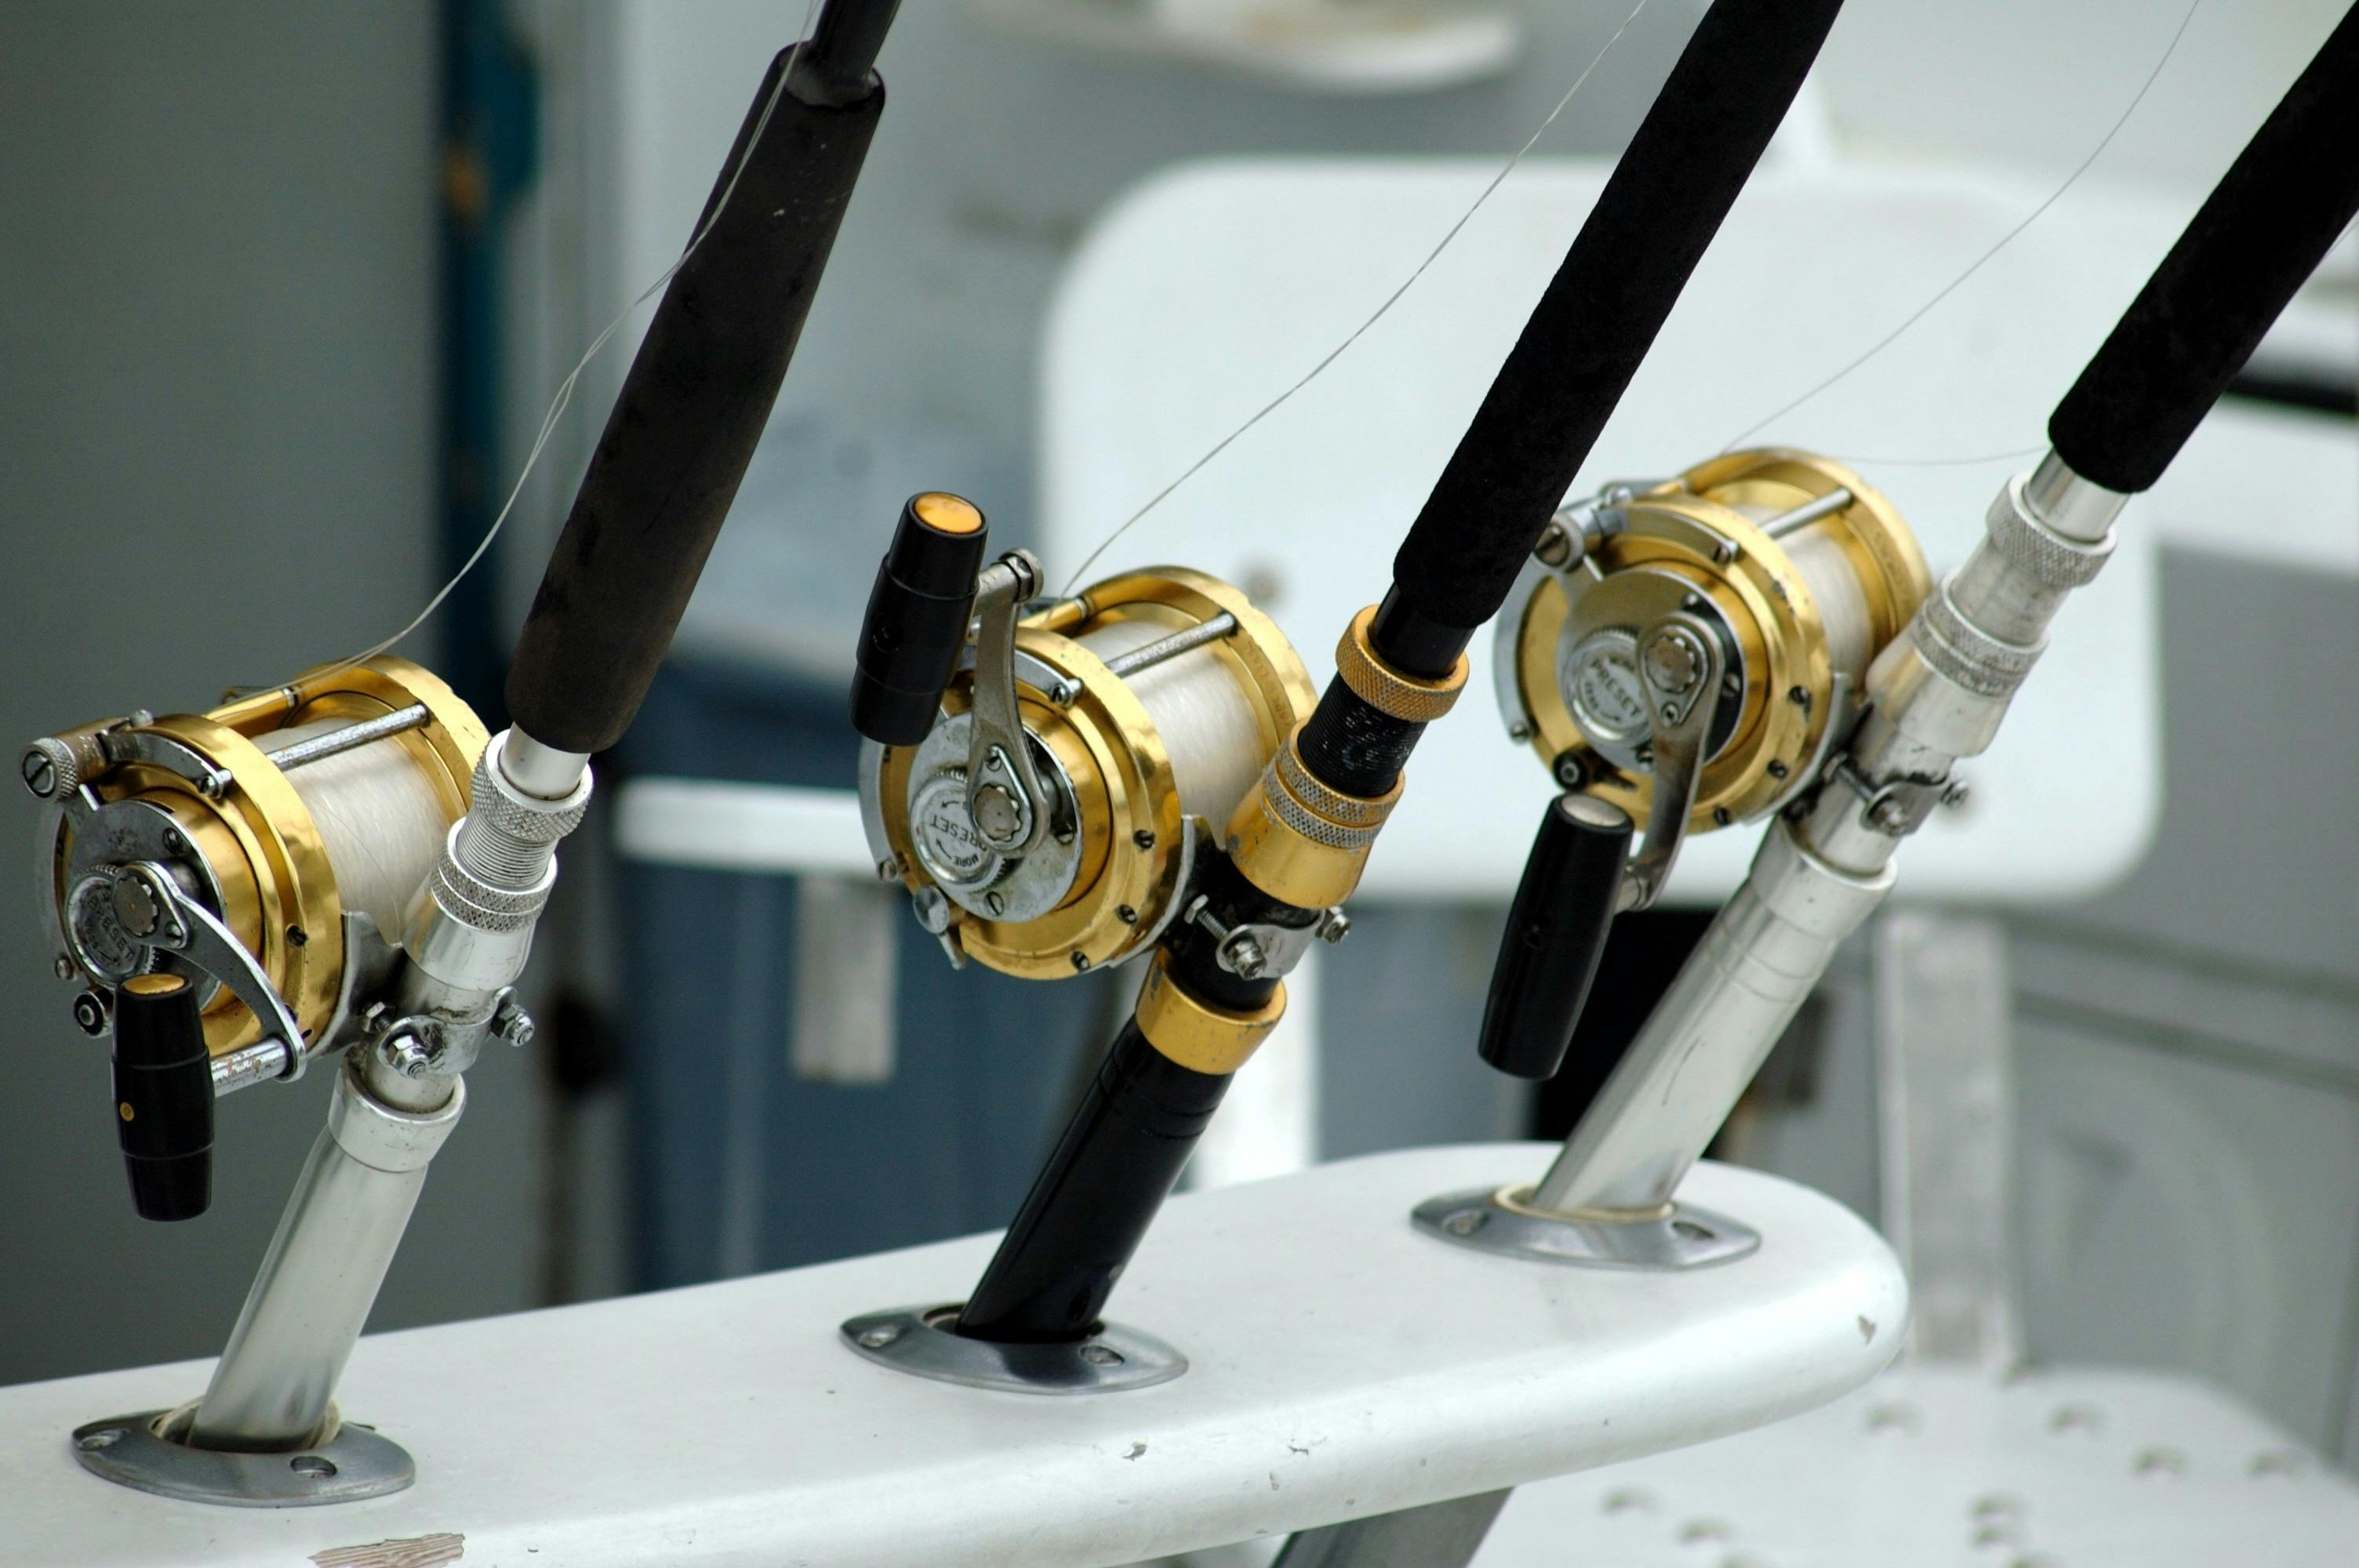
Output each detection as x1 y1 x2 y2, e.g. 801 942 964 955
466 745 591 845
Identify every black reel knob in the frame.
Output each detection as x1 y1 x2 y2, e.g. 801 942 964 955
850 491 990 746
1478 793 1633 1081
112 972 214 1221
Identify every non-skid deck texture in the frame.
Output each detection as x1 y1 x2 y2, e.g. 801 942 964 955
1 1146 1903 1567
1478 1363 2359 1566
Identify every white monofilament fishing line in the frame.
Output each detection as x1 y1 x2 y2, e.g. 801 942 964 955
263 720 452 939
319 0 823 681
1722 0 2201 457
1058 0 1655 595
1075 619 1268 829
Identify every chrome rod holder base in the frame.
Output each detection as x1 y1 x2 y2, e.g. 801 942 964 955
1412 1185 1761 1270
840 1304 1187 1395
70 1408 414 1507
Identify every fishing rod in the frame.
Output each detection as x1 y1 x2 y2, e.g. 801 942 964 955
842 0 1850 1385
1424 0 2359 1269
27 0 900 1504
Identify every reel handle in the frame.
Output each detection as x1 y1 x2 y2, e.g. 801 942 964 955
505 11 892 755
111 973 214 1221
850 492 990 745
1478 793 1632 1081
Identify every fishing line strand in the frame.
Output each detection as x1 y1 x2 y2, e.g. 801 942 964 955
1057 0 1654 596
1720 0 2200 454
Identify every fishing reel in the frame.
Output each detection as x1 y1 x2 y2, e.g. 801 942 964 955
1478 448 1931 1078
854 493 1318 981
21 657 548 1218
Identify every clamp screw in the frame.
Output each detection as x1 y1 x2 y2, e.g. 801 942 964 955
492 997 536 1050
1867 795 1913 833
380 1031 435 1079
1221 931 1269 980
1316 908 1351 945
1941 779 1972 810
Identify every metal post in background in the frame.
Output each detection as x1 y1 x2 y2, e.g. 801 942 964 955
1873 908 2023 1367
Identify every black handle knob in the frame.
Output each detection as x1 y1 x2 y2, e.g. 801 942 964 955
1478 793 1632 1081
112 973 213 1221
849 492 989 745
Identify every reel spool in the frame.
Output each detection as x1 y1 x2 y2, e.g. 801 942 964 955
860 553 1314 982
1496 448 1930 836
27 656 486 1069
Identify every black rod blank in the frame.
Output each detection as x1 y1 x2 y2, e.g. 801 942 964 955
1377 0 1848 670
956 1022 1230 1343
2048 4 2359 495
505 17 890 755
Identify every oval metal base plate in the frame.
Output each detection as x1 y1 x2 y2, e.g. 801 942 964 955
71 1410 415 1507
841 1304 1187 1394
1412 1185 1761 1270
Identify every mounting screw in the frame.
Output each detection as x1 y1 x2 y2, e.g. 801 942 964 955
1116 905 1138 925
162 827 187 855
289 1454 337 1479
1711 807 1732 827
71 989 109 1037
1317 908 1351 944
1445 1210 1485 1236
75 1429 125 1453
20 743 63 800
1534 519 1579 568
875 856 902 884
52 953 75 980
984 889 1005 916
1070 952 1092 972
1765 759 1790 780
857 1325 901 1350
1941 779 1971 810
1787 684 1811 709
1132 829 1156 850
1080 1344 1123 1367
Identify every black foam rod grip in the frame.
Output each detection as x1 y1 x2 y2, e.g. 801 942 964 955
1379 0 1846 669
1479 794 1634 1080
2048 5 2359 495
850 492 989 745
504 43 889 754
113 973 214 1222
956 1022 1230 1344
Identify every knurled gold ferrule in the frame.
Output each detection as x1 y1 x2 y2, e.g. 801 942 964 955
1132 949 1286 1076
1335 605 1467 723
1225 727 1401 909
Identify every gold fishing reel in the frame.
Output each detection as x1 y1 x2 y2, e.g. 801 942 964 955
1496 448 1930 837
26 656 485 1066
860 564 1314 980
